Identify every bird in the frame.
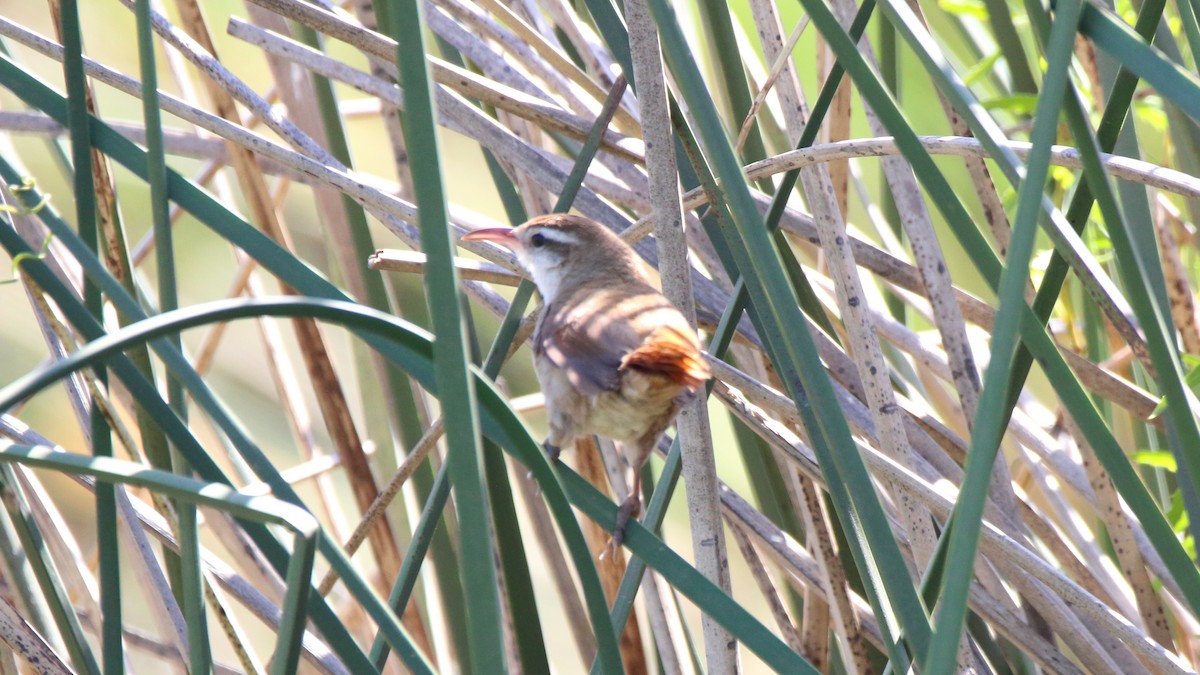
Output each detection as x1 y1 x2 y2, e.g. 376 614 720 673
462 213 711 547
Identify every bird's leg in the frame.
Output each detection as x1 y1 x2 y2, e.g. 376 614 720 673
602 436 660 558
605 472 643 558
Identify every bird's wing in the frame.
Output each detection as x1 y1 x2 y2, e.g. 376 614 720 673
535 289 647 396
537 314 627 396
537 287 711 397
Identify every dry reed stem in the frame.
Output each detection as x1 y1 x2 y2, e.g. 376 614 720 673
1069 418 1174 649
41 457 347 674
1154 197 1200 354
575 437 647 675
728 523 804 653
316 418 444 597
509 455 596 666
237 0 644 162
902 0 1014 256
713 380 1185 672
626 0 734 669
751 0 957 620
0 593 70 674
636 570 691 675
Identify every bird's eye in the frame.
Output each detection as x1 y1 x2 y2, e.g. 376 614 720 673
530 233 547 247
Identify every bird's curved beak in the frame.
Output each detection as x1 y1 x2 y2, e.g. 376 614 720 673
460 227 520 249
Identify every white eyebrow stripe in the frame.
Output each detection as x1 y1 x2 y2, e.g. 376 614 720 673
529 228 579 245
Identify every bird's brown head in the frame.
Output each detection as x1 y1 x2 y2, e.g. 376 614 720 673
461 214 648 303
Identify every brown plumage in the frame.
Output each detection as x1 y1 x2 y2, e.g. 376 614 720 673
462 214 710 545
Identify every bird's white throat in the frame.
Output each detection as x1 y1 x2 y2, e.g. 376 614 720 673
517 250 568 304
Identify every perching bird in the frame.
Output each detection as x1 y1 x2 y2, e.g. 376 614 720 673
462 213 710 545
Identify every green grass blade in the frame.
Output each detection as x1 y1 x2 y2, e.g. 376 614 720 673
676 126 913 670
695 0 767 162
924 0 1081 668
484 435 550 674
0 466 98 674
0 446 319 529
876 0 1144 362
1020 0 1163 387
977 0 1038 93
132 2 176 355
0 218 388 670
786 0 1200 623
370 464 450 669
0 445 319 675
0 298 451 671
294 17 433 511
382 0 501 669
56 2 122 669
581 0 634 84
131 1 205 670
296 23 464 660
1060 63 1200 572
1177 0 1200 67
1023 0 1200 613
272 531 319 675
0 150 390 669
1079 4 1200 119
0 480 59 650
560 468 818 672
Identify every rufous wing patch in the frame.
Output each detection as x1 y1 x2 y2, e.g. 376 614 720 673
619 326 710 390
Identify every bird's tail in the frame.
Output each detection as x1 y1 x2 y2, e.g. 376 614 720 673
620 326 711 390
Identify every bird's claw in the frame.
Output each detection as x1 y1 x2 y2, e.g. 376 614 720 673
601 496 641 559
527 441 561 497
599 536 621 561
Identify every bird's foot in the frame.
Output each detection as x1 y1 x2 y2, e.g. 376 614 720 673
600 495 641 560
527 442 563 489
600 539 620 561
